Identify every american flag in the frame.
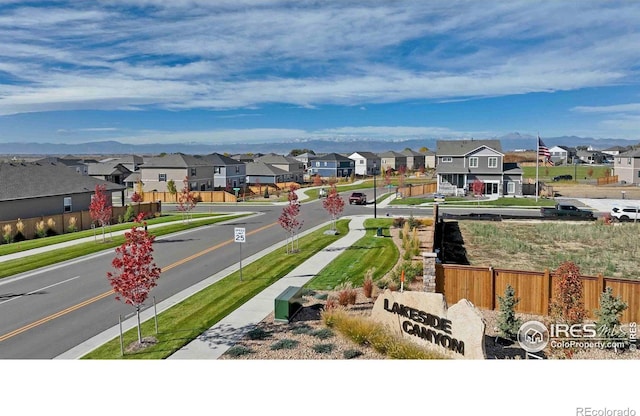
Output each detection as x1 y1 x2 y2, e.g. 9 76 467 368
538 136 554 165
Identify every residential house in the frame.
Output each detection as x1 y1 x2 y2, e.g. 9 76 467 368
401 149 426 171
231 153 263 163
139 153 216 193
99 155 144 172
576 149 607 164
602 146 629 157
614 148 640 185
379 151 408 172
87 162 132 185
307 153 354 178
255 154 305 183
0 161 125 221
423 149 436 169
291 152 317 178
246 162 291 185
548 146 577 165
348 151 381 176
435 139 523 196
36 156 90 175
205 153 247 190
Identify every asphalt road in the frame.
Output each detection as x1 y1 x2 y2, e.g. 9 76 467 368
0 189 373 359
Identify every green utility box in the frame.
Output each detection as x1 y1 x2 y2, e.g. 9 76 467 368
376 227 383 237
274 286 304 322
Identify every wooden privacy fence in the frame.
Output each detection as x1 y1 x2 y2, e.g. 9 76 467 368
397 182 438 198
144 191 237 203
597 175 618 185
0 202 161 240
436 264 640 323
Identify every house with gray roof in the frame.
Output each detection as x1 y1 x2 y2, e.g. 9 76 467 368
139 153 216 192
0 161 125 221
87 162 132 185
379 151 407 172
246 162 291 185
255 154 305 183
614 148 640 185
205 153 247 190
36 156 90 175
307 153 354 178
401 149 426 171
435 139 523 196
348 152 381 176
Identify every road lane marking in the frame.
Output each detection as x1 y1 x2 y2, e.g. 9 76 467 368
0 221 278 344
0 276 81 306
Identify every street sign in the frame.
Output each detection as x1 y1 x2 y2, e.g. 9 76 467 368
233 187 241 191
234 227 246 243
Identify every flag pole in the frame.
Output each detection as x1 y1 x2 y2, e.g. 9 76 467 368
535 133 539 202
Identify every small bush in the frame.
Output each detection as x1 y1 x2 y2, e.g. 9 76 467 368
314 292 329 300
324 297 339 311
363 269 374 298
312 343 335 354
337 288 357 306
270 339 299 350
393 217 405 228
225 345 254 357
123 205 136 222
246 327 271 340
311 328 334 339
2 224 12 244
343 349 363 359
292 325 313 335
34 220 46 238
67 216 78 233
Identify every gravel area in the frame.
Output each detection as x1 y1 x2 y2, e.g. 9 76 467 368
220 285 640 360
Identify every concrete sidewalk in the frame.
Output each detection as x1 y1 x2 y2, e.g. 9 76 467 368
56 215 368 359
167 215 368 359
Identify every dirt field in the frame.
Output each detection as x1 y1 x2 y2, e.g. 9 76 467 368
549 183 640 200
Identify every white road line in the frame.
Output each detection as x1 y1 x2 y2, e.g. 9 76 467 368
0 275 81 306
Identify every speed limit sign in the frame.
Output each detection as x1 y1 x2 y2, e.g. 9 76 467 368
234 227 246 243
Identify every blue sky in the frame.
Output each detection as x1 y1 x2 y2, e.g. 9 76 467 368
0 0 639 145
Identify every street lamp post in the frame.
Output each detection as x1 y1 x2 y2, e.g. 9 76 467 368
373 161 377 219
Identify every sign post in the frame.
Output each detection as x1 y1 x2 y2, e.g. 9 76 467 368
234 227 246 281
233 187 240 204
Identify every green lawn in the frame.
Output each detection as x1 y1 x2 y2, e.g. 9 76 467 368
0 213 223 257
521 165 611 181
0 214 248 280
305 218 398 290
82 219 350 359
390 196 466 205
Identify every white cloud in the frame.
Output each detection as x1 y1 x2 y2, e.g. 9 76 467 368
572 103 640 114
0 1 639 116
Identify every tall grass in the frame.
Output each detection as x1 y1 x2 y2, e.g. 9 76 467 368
459 221 640 278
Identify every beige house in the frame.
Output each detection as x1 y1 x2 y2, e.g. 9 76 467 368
614 149 640 185
139 153 216 192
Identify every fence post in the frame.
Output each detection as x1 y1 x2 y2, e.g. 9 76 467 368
542 269 551 316
490 266 496 311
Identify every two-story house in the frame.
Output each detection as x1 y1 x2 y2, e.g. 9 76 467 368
348 152 381 176
401 149 426 171
548 146 576 165
139 153 215 192
308 153 354 178
255 154 305 183
435 139 523 196
614 148 640 185
378 151 407 172
205 153 247 190
86 162 132 185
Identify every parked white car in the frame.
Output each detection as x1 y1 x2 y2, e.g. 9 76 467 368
610 206 640 221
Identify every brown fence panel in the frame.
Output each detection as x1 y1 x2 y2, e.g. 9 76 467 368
494 268 550 315
604 278 640 323
597 175 618 185
436 264 493 309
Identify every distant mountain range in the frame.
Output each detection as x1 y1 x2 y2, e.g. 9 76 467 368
0 133 637 156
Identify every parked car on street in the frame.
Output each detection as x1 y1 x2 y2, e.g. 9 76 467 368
540 203 594 219
611 206 640 222
349 192 367 205
552 174 573 182
318 188 327 198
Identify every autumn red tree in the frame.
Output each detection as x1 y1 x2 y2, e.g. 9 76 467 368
89 184 112 242
322 183 344 231
397 165 406 190
471 178 484 204
177 177 197 223
278 184 303 253
107 213 161 344
313 174 322 187
130 191 142 215
549 261 586 326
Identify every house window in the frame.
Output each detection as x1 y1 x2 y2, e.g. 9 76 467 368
190 168 197 176
488 157 498 168
469 157 478 168
441 157 452 163
316 161 320 167
158 173 167 182
359 160 364 164
214 167 221 174
628 158 632 165
63 197 72 212
236 166 240 173
324 162 327 167
507 182 515 194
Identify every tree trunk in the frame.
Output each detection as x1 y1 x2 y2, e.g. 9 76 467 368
136 305 142 343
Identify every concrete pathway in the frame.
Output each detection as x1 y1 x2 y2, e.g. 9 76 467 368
56 215 368 359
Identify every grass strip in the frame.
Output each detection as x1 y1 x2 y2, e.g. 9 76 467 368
0 213 223 257
306 219 398 290
82 219 351 359
0 214 248 280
